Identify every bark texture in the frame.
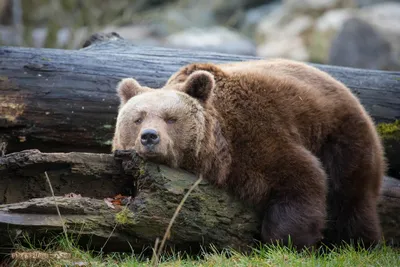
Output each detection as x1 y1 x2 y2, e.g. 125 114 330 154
0 150 399 253
0 34 399 176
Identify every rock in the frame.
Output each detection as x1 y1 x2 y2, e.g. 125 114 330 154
206 0 276 23
132 0 177 12
315 8 357 32
354 0 400 7
358 2 400 59
276 15 314 38
131 0 277 37
255 8 314 61
283 0 354 15
308 8 357 63
328 17 400 70
240 2 281 37
257 36 309 62
256 8 314 42
162 5 217 34
164 26 257 56
308 2 400 64
254 6 289 42
129 3 218 37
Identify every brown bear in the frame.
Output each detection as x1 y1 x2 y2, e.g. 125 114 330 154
112 58 385 250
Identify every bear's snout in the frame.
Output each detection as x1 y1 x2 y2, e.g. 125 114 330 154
140 128 160 148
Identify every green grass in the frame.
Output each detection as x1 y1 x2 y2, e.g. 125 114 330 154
6 235 400 267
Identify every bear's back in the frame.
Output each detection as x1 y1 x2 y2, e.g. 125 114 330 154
219 59 355 102
212 59 374 153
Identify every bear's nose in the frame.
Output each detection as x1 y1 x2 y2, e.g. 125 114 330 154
140 129 160 147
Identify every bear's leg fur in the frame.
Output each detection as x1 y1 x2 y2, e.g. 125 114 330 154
323 190 381 248
319 163 382 248
260 145 328 249
317 114 383 248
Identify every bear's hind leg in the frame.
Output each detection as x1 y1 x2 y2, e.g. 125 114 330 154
321 157 382 248
317 115 384 249
260 145 328 250
323 190 381 249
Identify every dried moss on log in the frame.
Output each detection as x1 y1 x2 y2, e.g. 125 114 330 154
0 149 399 253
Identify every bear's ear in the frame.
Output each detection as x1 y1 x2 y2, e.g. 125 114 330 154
116 78 148 105
182 71 215 103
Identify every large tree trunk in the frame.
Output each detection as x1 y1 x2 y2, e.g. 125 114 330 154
0 34 399 177
0 149 399 253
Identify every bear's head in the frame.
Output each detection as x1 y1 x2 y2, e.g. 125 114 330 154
112 70 218 169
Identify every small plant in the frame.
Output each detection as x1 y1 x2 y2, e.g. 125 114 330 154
115 207 135 225
377 120 400 140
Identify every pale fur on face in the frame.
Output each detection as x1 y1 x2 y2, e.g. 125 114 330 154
112 77 210 168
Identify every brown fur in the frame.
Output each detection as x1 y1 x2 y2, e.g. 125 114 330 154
112 59 385 249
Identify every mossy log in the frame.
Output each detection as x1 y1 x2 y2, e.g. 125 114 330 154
0 149 259 253
0 149 399 253
0 33 399 177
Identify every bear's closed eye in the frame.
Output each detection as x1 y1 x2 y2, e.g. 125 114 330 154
165 117 177 124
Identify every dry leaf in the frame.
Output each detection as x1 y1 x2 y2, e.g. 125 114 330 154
104 198 115 209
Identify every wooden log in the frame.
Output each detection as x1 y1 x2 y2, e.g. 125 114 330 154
0 149 259 253
0 149 399 253
0 34 399 177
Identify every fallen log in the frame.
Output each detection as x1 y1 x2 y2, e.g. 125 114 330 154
0 149 399 253
0 34 399 177
0 149 259 253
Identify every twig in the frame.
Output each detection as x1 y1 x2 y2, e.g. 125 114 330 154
152 237 160 263
44 171 69 242
100 222 118 255
101 196 134 254
151 175 203 266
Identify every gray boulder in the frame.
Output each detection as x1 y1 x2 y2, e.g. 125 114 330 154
354 0 400 7
165 26 257 56
328 17 400 70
